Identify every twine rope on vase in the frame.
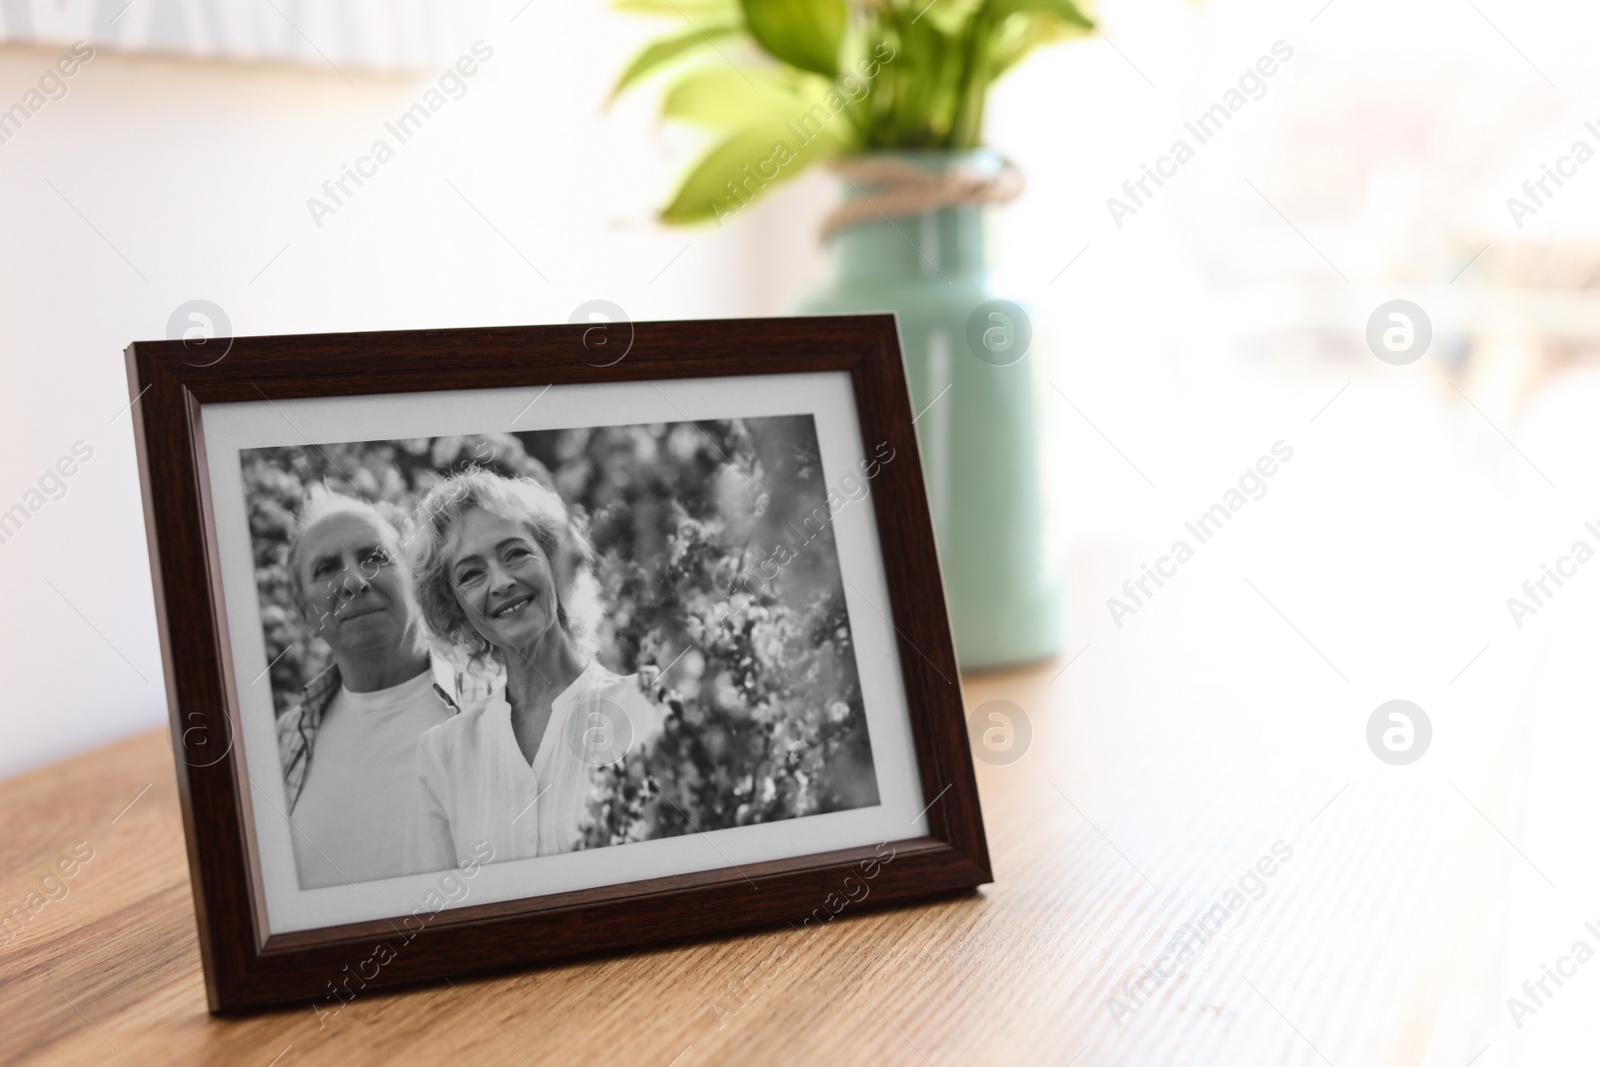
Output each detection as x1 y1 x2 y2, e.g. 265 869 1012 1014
820 156 1024 240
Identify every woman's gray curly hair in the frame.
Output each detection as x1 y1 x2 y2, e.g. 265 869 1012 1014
409 470 602 669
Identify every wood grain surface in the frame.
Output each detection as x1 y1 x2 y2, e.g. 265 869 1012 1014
0 633 1543 1065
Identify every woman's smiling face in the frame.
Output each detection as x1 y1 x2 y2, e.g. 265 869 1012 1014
447 506 560 655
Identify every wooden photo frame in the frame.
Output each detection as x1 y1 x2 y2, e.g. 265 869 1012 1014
126 314 989 1013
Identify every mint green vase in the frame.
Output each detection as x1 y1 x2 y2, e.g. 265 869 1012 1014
799 151 1062 671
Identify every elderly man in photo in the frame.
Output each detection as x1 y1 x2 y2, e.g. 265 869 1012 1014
276 486 477 889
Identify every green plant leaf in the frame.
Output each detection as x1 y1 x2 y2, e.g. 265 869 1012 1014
611 24 742 100
913 0 986 35
988 7 1095 77
739 0 846 78
661 119 846 224
662 66 831 130
985 0 1093 29
613 0 738 15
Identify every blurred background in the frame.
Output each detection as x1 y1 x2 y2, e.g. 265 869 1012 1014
4 0 1600 1060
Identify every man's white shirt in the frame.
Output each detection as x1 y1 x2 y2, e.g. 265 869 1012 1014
289 668 454 889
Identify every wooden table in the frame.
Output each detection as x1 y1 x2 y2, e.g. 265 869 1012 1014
0 637 1548 1065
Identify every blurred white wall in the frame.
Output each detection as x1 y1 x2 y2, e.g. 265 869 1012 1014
5 0 1600 808
0 0 814 779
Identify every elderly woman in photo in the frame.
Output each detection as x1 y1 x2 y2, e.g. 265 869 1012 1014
404 470 659 873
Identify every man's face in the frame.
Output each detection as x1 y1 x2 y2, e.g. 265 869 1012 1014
296 512 416 659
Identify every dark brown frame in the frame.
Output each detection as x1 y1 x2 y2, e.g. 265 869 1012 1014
126 314 990 1014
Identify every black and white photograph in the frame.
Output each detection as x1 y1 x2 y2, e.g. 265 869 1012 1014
245 414 888 890
198 369 935 937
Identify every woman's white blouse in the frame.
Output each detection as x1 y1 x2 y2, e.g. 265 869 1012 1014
404 660 660 874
